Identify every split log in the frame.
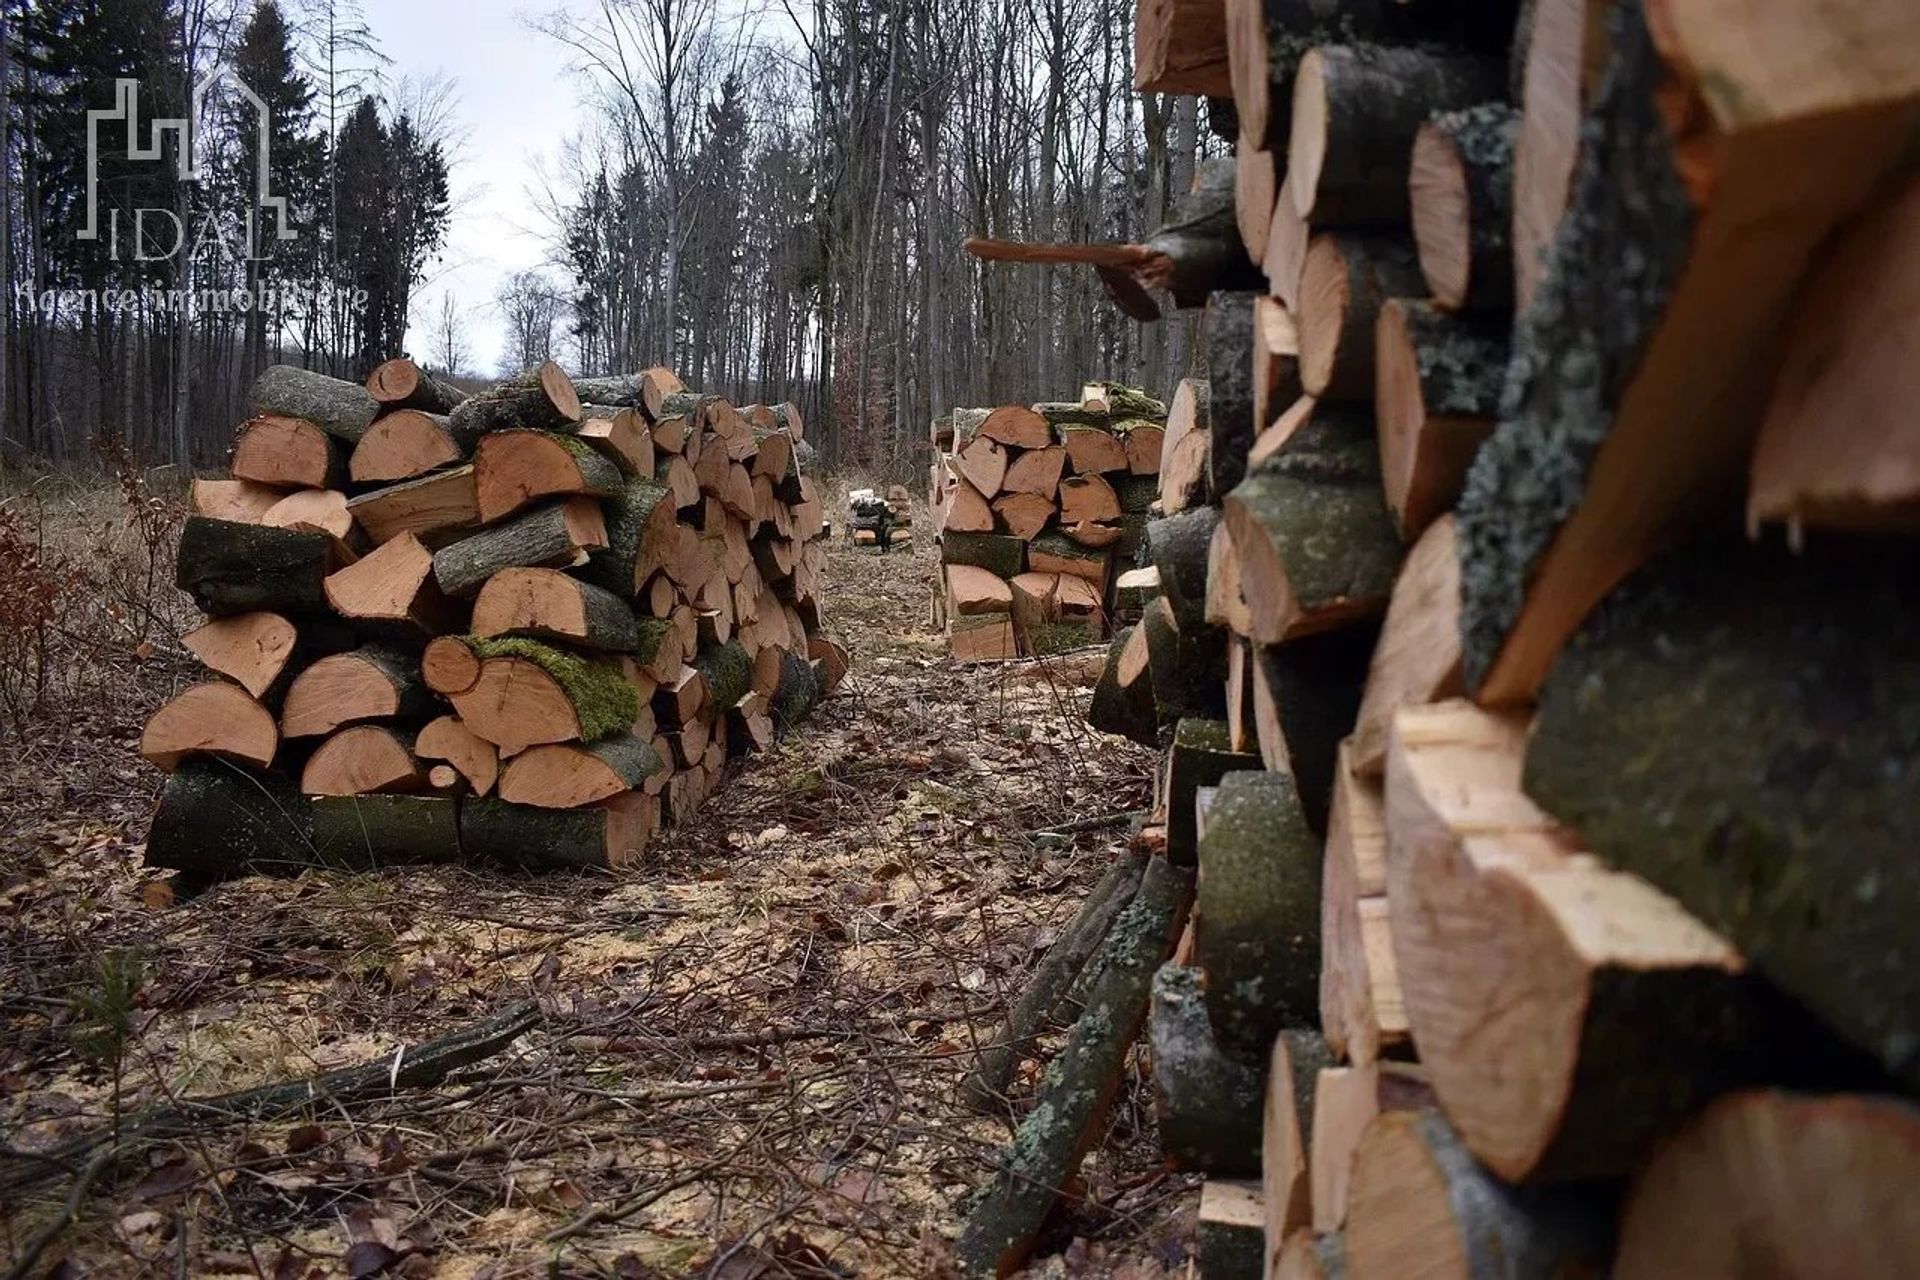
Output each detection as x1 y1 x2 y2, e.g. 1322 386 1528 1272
1264 172 1309 310
1196 1180 1265 1280
1410 104 1518 311
497 733 663 809
952 855 1191 1278
1086 625 1158 747
949 612 1017 663
1252 296 1303 449
301 725 424 796
1250 394 1317 470
250 365 379 443
1298 234 1424 402
1222 414 1401 643
365 356 467 414
1235 145 1276 263
1002 443 1067 499
1288 46 1504 226
447 360 582 436
140 683 278 771
346 466 481 547
1149 964 1264 1175
956 434 1009 498
1614 1091 1920 1279
1276 1230 1347 1280
1310 1062 1434 1234
281 647 429 738
415 714 498 797
1525 540 1920 1092
1349 516 1463 777
1374 302 1504 540
190 477 284 523
1158 377 1211 513
472 567 640 651
181 612 299 699
962 851 1147 1109
1057 473 1121 525
1060 425 1128 475
1027 528 1111 592
575 476 677 599
1135 0 1231 95
349 409 469 484
1457 3 1920 702
1244 626 1375 835
977 405 1053 450
176 517 336 617
431 498 609 597
325 531 457 632
955 566 1013 621
1143 596 1228 725
1747 172 1920 534
1206 521 1253 639
940 476 996 534
474 429 624 522
1195 768 1320 1053
1319 751 1408 1064
448 640 638 753
460 791 657 869
1262 1029 1336 1243
577 407 656 478
1510 0 1607 313
1343 1110 1613 1280
1166 718 1260 866
942 531 1026 579
1124 423 1164 476
1205 292 1259 497
991 491 1054 541
231 414 347 489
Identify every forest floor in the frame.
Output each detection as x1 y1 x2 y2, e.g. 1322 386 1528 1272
1 485 1196 1280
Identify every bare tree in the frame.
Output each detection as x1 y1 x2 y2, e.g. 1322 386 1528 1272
428 291 470 377
495 270 567 373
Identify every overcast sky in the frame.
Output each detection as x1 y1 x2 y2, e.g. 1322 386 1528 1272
364 0 580 375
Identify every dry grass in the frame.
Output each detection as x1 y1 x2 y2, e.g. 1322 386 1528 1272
0 485 1193 1278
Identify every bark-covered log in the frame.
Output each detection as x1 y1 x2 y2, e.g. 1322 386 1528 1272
250 364 380 443
964 852 1147 1111
146 761 313 879
1299 233 1424 402
1146 156 1265 308
432 499 608 597
940 530 1026 579
1246 626 1376 837
176 516 336 616
460 792 656 870
1205 291 1260 496
1222 413 1401 644
1142 596 1227 727
1149 963 1264 1175
308 795 463 868
771 649 820 732
953 856 1192 1278
1194 769 1320 1054
1145 504 1220 634
366 357 468 414
1525 539 1920 1092
1374 300 1505 541
1289 46 1504 226
1167 718 1261 866
447 360 583 435
1410 104 1518 311
1196 1180 1266 1280
1027 527 1112 591
471 567 640 651
694 639 751 711
1086 625 1159 747
1263 1028 1336 1243
577 476 676 599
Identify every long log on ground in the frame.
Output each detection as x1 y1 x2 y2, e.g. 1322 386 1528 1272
347 466 481 547
366 357 468 414
1390 698 1830 1181
1410 104 1518 311
140 683 278 772
1319 750 1408 1065
231 414 348 489
176 517 337 616
1349 516 1464 778
145 760 315 879
460 792 657 870
1205 292 1260 496
1525 539 1920 1092
1166 719 1261 867
447 360 582 435
1374 302 1505 541
1343 1110 1614 1280
1289 46 1504 226
963 851 1147 1110
250 364 380 443
1457 1 1920 703
1149 962 1266 1175
1245 626 1375 836
432 498 609 597
281 646 431 738
1142 596 1228 725
1747 172 1920 535
1298 234 1424 402
309 794 463 866
1614 1091 1920 1279
1263 1028 1336 1246
1222 413 1401 643
1136 0 1231 95
952 855 1191 1278
447 638 639 753
1194 769 1319 1054
1087 625 1159 747
472 567 640 651
1309 1062 1434 1234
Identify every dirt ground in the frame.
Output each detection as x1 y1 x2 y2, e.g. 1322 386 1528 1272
1 484 1196 1279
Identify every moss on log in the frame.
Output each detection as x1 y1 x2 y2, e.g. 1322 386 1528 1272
1168 719 1261 866
695 640 752 711
773 650 821 732
1526 537 1920 1090
176 517 334 617
953 856 1192 1278
1195 770 1321 1055
466 636 638 741
1149 963 1265 1174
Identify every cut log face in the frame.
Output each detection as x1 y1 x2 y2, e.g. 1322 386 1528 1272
281 649 421 738
231 415 343 489
301 725 423 796
1410 105 1517 312
1058 473 1122 525
1374 300 1504 540
578 408 656 478
182 612 297 698
1350 516 1464 778
1061 426 1130 474
940 477 996 534
946 564 1013 616
1299 234 1425 402
1136 0 1231 94
1159 379 1212 514
1265 171 1309 310
325 531 453 631
1262 1029 1335 1249
1125 424 1165 475
449 649 633 753
191 478 286 523
991 491 1054 541
415 714 498 797
1236 144 1276 262
262 488 353 541
140 682 279 771
1002 444 1067 498
422 635 482 694
497 734 662 809
1615 1091 1920 1280
1511 0 1595 313
1320 749 1405 1065
979 405 1054 449
366 356 467 413
347 466 481 547
350 410 465 484
1310 1062 1435 1235
955 434 1009 498
448 360 582 436
474 429 624 522
471 567 639 651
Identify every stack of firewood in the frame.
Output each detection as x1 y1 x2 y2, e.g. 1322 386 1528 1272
955 1 1920 1276
929 383 1165 662
141 358 846 879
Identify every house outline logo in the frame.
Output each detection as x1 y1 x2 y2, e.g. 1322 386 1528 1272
79 65 296 244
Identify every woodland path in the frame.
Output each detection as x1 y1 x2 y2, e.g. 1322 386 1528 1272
1 521 1191 1278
